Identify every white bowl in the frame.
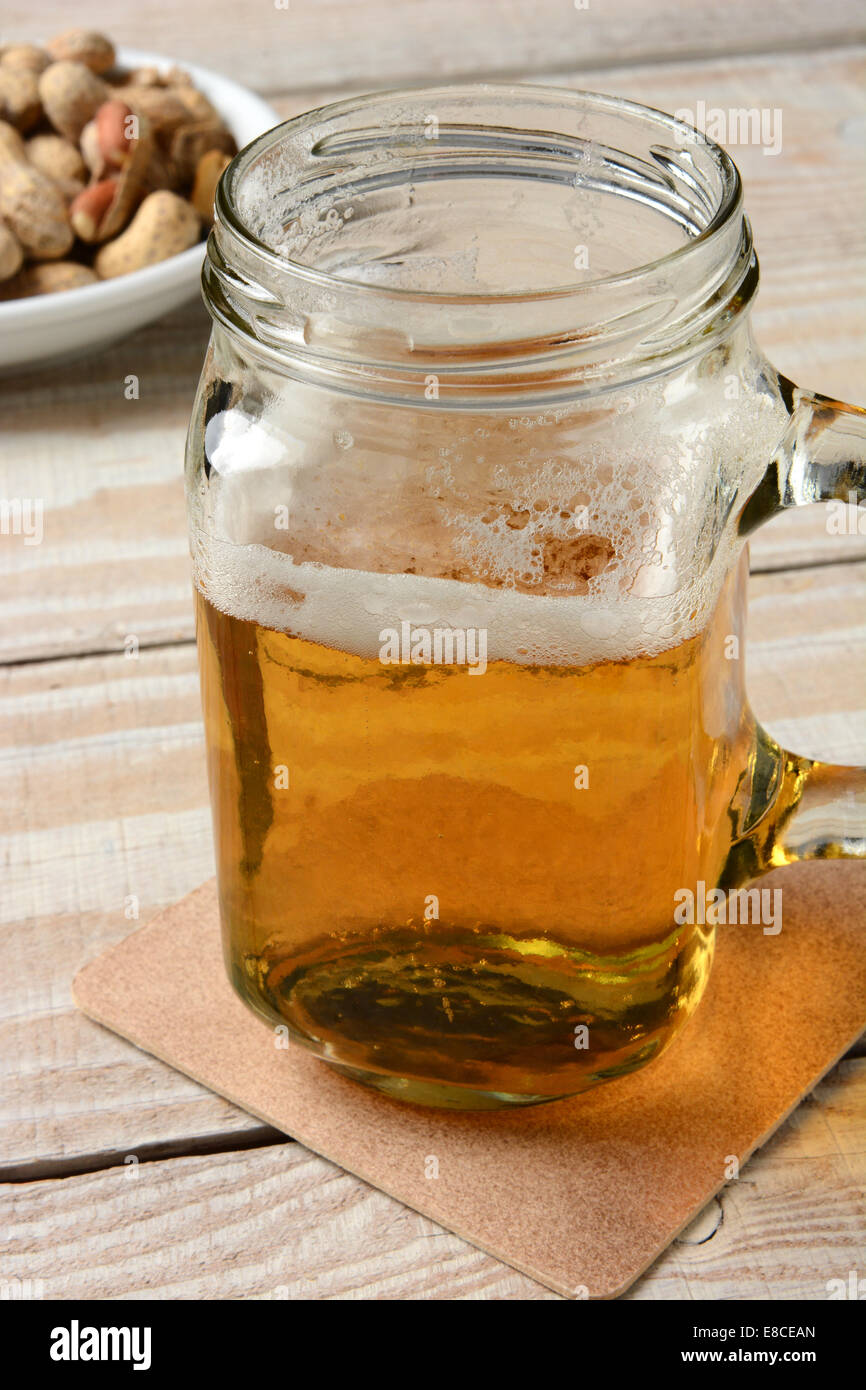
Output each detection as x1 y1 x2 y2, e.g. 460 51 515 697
0 48 279 371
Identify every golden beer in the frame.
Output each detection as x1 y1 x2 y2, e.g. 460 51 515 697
195 551 754 1106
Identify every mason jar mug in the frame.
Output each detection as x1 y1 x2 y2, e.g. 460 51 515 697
186 86 866 1108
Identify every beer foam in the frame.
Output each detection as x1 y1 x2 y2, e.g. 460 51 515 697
191 364 785 666
192 525 741 667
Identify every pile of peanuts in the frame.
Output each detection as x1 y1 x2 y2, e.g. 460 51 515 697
0 28 238 298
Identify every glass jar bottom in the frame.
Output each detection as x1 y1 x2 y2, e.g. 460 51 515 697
229 926 711 1109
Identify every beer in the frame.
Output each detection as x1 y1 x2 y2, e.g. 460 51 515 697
195 547 755 1107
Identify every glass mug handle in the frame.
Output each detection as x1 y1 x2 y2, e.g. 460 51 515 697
724 377 866 887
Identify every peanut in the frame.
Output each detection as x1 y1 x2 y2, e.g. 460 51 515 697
96 100 141 168
1 259 98 297
74 102 154 241
0 67 42 131
0 217 23 279
45 29 115 75
0 119 26 163
81 99 142 176
0 137 73 258
38 61 109 141
95 189 200 277
26 133 86 200
190 148 231 225
1 45 50 75
79 118 102 177
70 177 119 242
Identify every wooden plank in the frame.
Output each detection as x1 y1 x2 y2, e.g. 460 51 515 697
0 303 208 664
2 1059 862 1300
2 1 863 96
747 560 866 765
0 559 862 1170
2 49 864 666
1 1136 558 1300
750 508 866 575
0 642 268 1170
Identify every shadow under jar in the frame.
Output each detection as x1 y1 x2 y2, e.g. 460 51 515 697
186 85 866 1109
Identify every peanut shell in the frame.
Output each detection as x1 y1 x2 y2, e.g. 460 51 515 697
94 189 200 277
26 133 86 200
1 45 50 75
1 260 98 297
0 67 41 131
0 160 73 257
0 217 23 279
46 29 115 75
38 61 109 141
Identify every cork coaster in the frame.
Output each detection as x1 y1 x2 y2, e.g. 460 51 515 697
73 861 866 1299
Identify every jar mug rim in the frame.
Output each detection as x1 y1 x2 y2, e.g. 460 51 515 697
204 82 755 394
216 82 743 301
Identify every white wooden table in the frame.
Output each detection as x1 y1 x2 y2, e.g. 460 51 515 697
1 1 864 1299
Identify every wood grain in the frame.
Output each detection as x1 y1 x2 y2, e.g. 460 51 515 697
1 1 863 95
747 560 866 765
0 642 266 1172
2 1059 862 1300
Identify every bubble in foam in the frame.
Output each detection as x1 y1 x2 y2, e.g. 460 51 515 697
577 607 626 640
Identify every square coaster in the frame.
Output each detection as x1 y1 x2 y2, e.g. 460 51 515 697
73 861 866 1298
